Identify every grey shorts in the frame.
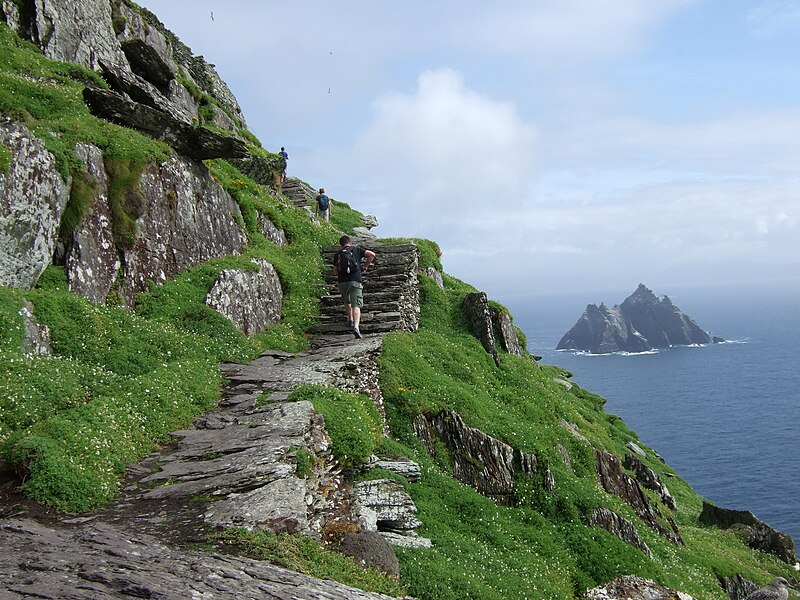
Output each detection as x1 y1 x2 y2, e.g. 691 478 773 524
338 281 364 308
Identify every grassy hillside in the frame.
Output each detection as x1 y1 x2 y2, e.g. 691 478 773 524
0 20 794 599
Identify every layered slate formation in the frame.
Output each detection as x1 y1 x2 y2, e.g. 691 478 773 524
557 284 716 354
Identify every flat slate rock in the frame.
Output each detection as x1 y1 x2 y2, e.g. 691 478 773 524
0 518 411 600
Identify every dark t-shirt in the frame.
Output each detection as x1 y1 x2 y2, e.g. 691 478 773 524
333 245 366 283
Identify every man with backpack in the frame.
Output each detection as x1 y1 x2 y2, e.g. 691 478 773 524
333 235 375 339
316 188 331 222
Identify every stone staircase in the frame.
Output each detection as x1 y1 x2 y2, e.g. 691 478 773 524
311 243 421 335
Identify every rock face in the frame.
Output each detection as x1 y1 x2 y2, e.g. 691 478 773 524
413 410 541 505
64 144 119 303
557 284 714 354
699 501 797 564
718 574 760 600
0 120 69 290
205 259 283 336
19 301 52 357
588 508 652 557
115 155 248 304
5 0 248 139
594 450 682 545
337 531 400 578
491 306 526 356
586 576 695 600
0 520 408 600
462 292 527 363
463 291 500 365
624 453 677 511
61 146 249 305
83 88 248 160
0 0 265 303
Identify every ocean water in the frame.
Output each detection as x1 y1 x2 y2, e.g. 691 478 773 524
500 280 800 546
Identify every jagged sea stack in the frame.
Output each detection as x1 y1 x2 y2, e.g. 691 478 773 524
557 284 716 354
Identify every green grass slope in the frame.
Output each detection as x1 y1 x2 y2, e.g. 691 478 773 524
0 20 794 599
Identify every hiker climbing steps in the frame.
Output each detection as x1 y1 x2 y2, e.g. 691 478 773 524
313 243 421 335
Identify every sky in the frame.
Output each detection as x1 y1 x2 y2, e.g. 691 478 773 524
139 0 800 298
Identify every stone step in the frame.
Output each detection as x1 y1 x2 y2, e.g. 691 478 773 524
314 310 405 325
321 275 414 289
320 295 402 309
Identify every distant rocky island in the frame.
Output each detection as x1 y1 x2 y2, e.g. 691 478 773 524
557 284 723 354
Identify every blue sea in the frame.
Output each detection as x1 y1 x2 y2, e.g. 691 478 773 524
500 279 800 546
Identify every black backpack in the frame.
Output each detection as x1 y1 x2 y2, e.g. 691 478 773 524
339 247 360 275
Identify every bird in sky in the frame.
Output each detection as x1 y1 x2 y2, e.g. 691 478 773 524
210 10 214 21
744 577 792 600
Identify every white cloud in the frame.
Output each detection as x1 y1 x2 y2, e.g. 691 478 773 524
348 68 536 231
463 0 698 63
137 1 800 294
747 1 800 36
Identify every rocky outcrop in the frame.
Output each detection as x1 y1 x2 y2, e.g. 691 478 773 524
587 508 652 557
414 410 514 502
586 576 694 600
315 243 420 335
463 292 527 363
463 291 500 365
699 501 797 564
20 301 52 357
115 154 248 305
718 574 760 600
424 266 444 290
28 0 129 73
64 144 119 303
353 457 429 549
413 410 543 505
595 450 683 545
0 120 69 290
491 306 525 356
205 258 282 336
258 212 288 247
83 88 248 160
4 0 247 138
0 519 410 600
229 154 284 188
624 453 677 510
353 479 422 537
337 531 400 578
558 284 715 354
361 455 422 483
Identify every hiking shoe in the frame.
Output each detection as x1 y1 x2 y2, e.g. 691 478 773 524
347 319 354 328
353 327 363 339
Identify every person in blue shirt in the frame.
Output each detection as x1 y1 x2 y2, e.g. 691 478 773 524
316 188 332 222
279 147 288 181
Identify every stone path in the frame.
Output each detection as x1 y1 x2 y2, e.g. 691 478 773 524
0 332 417 599
0 518 409 599
0 242 426 598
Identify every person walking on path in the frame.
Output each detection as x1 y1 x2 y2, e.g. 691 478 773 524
333 235 375 338
316 188 332 222
279 147 288 182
